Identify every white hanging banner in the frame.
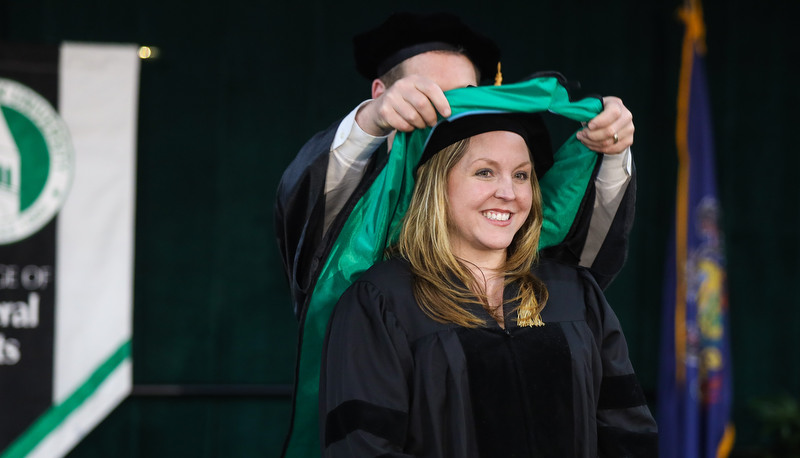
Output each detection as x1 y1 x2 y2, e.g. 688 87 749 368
0 41 139 458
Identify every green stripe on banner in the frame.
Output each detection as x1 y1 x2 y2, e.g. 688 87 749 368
1 340 131 458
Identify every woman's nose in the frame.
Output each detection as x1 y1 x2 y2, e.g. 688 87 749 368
494 176 515 200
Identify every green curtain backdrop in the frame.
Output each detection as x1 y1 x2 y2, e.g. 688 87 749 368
2 0 797 455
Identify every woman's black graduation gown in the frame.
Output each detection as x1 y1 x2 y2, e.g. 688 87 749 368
320 257 658 457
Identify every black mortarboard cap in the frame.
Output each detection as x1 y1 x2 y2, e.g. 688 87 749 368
353 12 501 82
421 112 554 179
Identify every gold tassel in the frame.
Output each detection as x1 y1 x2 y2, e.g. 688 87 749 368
494 62 502 86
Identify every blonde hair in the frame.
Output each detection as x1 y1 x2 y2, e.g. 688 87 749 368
397 137 548 327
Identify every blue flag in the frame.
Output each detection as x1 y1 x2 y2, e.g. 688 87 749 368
658 2 735 457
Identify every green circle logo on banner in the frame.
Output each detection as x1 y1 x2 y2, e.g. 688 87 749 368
0 78 75 245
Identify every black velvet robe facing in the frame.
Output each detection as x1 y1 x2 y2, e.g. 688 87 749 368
320 258 657 457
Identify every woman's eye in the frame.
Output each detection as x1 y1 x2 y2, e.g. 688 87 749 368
515 171 530 180
475 169 492 177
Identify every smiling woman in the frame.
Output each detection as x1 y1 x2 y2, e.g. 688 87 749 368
444 132 536 324
398 113 547 330
320 111 658 457
446 131 534 264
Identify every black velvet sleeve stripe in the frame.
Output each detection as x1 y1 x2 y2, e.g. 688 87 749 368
598 374 647 410
597 425 659 457
325 399 408 447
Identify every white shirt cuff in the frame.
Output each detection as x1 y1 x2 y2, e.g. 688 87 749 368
596 147 632 183
331 100 388 160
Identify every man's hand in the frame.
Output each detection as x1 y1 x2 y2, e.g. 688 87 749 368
355 75 451 137
576 96 634 155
